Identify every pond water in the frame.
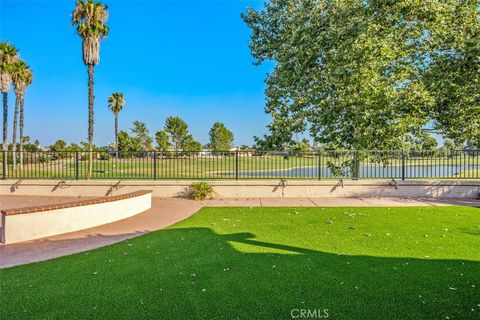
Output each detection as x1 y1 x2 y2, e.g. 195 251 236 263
235 165 479 179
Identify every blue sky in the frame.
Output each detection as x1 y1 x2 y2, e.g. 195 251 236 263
0 0 271 147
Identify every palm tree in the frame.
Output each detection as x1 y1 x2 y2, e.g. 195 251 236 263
18 66 32 169
108 92 125 159
0 42 18 176
72 0 109 178
11 60 30 168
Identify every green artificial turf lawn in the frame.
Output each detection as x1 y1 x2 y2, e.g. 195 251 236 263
1 206 479 319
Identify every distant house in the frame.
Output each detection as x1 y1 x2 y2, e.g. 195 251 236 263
195 148 256 157
107 142 115 153
199 148 213 156
231 147 255 156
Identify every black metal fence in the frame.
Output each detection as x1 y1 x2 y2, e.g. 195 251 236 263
1 150 479 180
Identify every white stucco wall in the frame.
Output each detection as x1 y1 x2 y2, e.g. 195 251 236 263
1 192 151 244
0 179 478 199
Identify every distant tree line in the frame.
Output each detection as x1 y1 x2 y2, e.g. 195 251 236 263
38 117 236 158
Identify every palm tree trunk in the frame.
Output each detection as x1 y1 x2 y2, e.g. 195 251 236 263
2 92 8 177
19 96 24 170
12 94 20 169
115 114 118 159
87 64 94 179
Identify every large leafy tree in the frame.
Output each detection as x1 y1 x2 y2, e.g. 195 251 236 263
117 122 153 155
107 92 125 159
208 122 234 152
163 117 201 153
155 130 170 152
164 116 189 153
117 130 133 154
183 135 202 152
19 136 40 152
253 119 300 150
72 0 109 178
117 131 141 154
412 132 438 152
131 120 153 151
425 1 480 148
49 140 67 152
242 0 464 150
0 42 18 174
441 138 456 153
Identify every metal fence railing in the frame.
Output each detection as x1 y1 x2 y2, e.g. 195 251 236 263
0 150 478 180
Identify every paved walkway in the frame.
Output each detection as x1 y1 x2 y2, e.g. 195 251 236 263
0 195 478 268
205 197 480 207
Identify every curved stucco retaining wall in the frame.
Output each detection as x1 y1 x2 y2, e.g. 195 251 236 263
1 190 152 244
0 179 478 199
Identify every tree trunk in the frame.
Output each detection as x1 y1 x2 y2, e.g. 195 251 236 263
87 64 95 179
12 93 20 168
19 96 24 169
352 128 360 180
115 114 118 159
2 92 8 177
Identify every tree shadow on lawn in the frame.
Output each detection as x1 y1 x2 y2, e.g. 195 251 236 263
0 227 479 320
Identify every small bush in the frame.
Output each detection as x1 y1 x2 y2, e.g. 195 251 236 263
189 182 214 200
100 153 111 160
38 154 50 163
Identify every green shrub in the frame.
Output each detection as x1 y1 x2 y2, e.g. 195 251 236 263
188 182 214 200
38 154 50 163
99 153 111 160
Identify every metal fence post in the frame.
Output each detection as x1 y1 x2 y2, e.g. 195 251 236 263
401 149 406 181
153 151 157 180
352 150 359 180
317 151 321 180
235 150 239 180
75 151 79 180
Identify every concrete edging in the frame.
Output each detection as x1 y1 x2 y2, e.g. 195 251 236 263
0 179 478 199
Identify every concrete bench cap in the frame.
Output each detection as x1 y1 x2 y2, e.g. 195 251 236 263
1 190 152 216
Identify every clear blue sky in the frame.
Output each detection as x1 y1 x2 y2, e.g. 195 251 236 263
0 0 271 147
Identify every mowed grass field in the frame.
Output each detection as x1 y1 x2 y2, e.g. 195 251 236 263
3 156 318 179
1 206 479 319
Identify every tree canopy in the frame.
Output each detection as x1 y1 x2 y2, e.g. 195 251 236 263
131 120 153 150
424 0 480 147
108 92 125 116
118 130 135 153
155 130 170 152
71 0 109 66
183 135 202 152
49 139 67 151
0 42 18 93
117 121 153 154
165 116 188 152
208 122 234 151
163 116 200 152
243 0 480 149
